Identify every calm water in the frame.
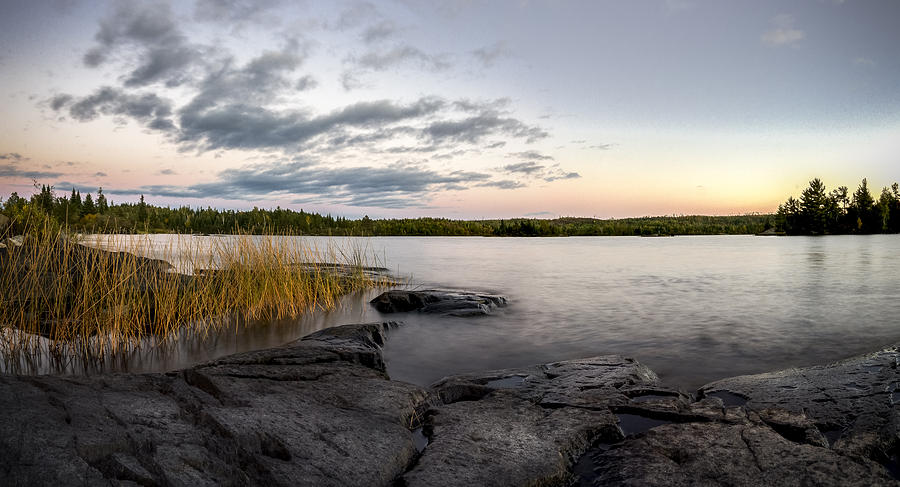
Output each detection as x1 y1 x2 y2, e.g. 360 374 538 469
75 235 900 391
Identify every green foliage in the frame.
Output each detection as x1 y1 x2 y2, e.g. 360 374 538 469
776 177 900 235
3 184 772 237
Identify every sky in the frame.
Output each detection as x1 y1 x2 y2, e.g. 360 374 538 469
1 0 899 219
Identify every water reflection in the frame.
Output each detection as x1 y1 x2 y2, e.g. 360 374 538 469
5 234 900 392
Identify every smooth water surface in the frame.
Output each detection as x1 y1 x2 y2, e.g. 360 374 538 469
78 234 900 391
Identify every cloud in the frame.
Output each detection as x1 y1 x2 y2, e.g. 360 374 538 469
853 57 876 67
187 38 309 107
112 160 496 208
362 20 398 43
158 169 177 175
424 112 548 144
94 171 108 177
471 41 510 67
485 141 506 149
476 179 525 190
49 94 73 111
588 143 614 150
295 74 318 91
509 150 553 160
0 155 62 179
762 14 805 47
0 153 27 162
340 70 366 91
503 161 544 175
543 171 580 182
84 1 205 87
353 45 451 72
525 211 554 217
51 86 176 131
177 96 446 151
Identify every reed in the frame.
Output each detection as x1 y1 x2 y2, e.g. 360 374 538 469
0 215 389 368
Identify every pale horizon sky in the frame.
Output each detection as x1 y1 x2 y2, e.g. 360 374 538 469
1 0 899 219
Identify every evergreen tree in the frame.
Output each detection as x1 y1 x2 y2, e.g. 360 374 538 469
851 178 878 233
83 193 96 214
97 187 108 213
799 178 828 234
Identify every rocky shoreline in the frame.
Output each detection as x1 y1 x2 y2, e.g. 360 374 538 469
1 316 898 486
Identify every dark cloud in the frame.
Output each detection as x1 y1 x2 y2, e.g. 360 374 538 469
295 75 318 91
116 161 494 208
177 97 445 151
485 141 506 149
525 211 555 217
57 86 175 131
503 161 544 175
362 20 397 43
543 171 580 182
49 94 73 111
94 171 108 177
0 164 62 179
0 153 27 162
471 41 510 67
188 38 308 108
158 169 177 175
509 150 553 160
424 112 548 144
589 143 614 150
501 159 580 183
84 1 204 87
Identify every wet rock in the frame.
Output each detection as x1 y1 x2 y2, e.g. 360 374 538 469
584 422 895 486
0 322 428 487
370 289 507 316
399 356 659 486
700 346 900 465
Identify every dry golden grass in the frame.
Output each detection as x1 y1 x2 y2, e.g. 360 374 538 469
0 218 388 367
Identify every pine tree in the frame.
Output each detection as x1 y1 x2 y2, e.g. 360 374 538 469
97 187 108 213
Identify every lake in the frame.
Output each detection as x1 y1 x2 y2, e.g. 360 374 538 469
78 234 900 392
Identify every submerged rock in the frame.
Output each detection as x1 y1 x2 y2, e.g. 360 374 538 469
370 289 507 316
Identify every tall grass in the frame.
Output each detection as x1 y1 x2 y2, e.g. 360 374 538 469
0 216 389 370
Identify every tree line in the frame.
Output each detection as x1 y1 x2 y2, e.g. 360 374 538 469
775 178 900 235
0 184 773 237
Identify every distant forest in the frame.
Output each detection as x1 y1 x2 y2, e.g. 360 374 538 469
776 178 900 235
1 184 771 237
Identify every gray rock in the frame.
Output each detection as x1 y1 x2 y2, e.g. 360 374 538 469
583 422 895 486
700 346 900 467
3 319 900 486
0 322 429 486
400 357 660 486
370 289 507 316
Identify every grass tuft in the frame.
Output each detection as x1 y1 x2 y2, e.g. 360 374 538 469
0 216 389 369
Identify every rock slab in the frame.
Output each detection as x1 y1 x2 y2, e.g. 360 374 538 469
370 289 508 316
0 322 428 487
